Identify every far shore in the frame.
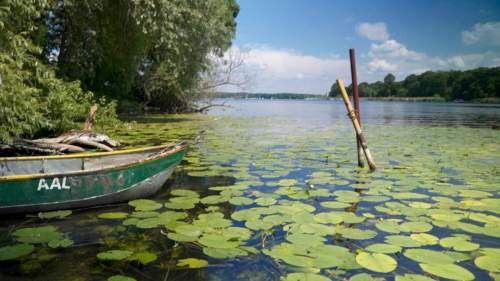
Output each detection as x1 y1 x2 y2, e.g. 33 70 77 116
217 95 500 104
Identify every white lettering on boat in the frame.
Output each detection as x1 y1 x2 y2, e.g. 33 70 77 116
37 177 71 191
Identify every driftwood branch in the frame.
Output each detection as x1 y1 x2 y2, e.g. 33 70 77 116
194 101 232 113
1 105 120 156
0 140 63 156
83 104 98 131
337 79 377 171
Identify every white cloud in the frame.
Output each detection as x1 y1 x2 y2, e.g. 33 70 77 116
367 59 397 72
462 22 500 46
221 42 500 93
369 40 425 61
222 21 500 93
361 25 500 81
225 45 350 94
356 22 389 41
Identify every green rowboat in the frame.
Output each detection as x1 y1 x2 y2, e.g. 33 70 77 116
0 142 188 214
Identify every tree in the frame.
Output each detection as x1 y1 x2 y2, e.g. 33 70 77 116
50 0 239 113
0 0 117 143
380 73 396 97
384 73 396 84
328 67 500 101
328 81 340 97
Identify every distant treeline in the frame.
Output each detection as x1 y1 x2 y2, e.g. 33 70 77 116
215 92 326 99
329 67 500 101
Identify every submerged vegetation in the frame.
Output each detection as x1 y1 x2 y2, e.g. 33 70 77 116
329 67 500 102
0 0 238 143
0 113 498 280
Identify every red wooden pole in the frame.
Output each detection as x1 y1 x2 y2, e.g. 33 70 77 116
349 48 364 167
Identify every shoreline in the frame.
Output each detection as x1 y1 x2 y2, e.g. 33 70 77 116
215 97 500 104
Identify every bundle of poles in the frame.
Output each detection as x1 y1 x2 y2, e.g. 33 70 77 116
337 49 377 172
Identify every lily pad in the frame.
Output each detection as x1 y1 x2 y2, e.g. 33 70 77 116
420 263 474 280
123 218 140 226
338 228 377 240
375 221 401 234
167 232 198 242
356 252 397 273
203 247 248 258
108 275 136 281
38 210 72 219
48 239 74 248
385 235 423 248
198 234 239 249
135 218 162 229
129 252 157 264
177 258 208 268
474 255 500 272
313 212 343 224
174 225 203 237
98 212 129 219
245 219 275 231
170 189 199 198
410 233 439 245
130 211 159 218
403 249 455 264
286 233 326 246
255 197 277 206
97 250 133 261
408 202 432 209
399 221 433 233
128 199 162 211
320 201 351 209
13 226 63 244
440 236 479 251
430 213 463 222
0 244 35 261
365 243 401 254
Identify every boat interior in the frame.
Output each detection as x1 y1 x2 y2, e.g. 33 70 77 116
0 146 169 177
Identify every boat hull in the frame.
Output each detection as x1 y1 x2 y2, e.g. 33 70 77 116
0 148 186 214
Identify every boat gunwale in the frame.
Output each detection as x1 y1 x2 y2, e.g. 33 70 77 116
0 142 189 182
0 144 174 161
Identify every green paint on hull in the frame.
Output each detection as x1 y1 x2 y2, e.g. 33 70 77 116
0 150 186 208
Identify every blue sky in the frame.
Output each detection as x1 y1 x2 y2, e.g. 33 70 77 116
226 0 500 94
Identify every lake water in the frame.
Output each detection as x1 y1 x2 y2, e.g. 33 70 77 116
210 99 500 128
1 100 499 281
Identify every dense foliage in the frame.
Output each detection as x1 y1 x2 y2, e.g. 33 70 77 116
51 0 239 112
0 0 117 143
0 0 238 143
329 67 500 101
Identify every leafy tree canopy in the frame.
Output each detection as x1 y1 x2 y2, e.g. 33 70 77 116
329 67 500 101
0 0 239 143
0 0 117 143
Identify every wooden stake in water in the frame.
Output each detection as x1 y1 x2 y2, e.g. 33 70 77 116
349 48 365 168
337 79 377 171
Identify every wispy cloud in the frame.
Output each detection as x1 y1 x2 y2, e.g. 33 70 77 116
462 21 500 46
227 45 349 94
356 22 389 41
360 22 500 81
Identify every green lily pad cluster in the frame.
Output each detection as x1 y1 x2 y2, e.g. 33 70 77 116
0 225 74 262
37 210 72 220
97 249 158 265
1 113 499 281
169 211 256 259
